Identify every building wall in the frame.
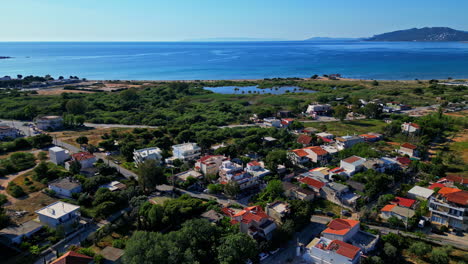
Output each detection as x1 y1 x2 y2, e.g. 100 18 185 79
50 149 69 165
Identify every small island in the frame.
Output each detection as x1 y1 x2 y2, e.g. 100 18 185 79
0 56 12 59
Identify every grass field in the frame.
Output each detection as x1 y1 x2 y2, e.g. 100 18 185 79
50 127 132 148
10 170 46 195
301 119 388 136
5 192 58 224
150 196 173 205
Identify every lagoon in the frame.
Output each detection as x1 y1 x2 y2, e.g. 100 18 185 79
203 85 316 94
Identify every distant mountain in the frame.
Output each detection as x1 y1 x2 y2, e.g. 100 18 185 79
184 37 287 42
304 37 360 41
366 27 468 41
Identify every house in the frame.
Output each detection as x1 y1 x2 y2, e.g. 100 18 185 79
220 171 258 190
363 159 386 173
303 237 362 264
133 147 163 166
66 152 96 170
219 160 243 177
262 136 277 144
380 204 415 224
49 146 70 165
316 132 334 143
297 134 313 146
266 201 290 224
323 182 360 208
309 167 331 181
246 161 270 178
230 205 277 240
399 143 419 157
288 149 310 166
277 110 293 118
201 210 224 224
50 251 93 264
321 219 378 253
263 117 282 128
429 188 467 231
35 115 63 131
195 155 229 176
401 122 420 133
166 142 201 163
281 118 295 128
299 177 326 195
396 156 412 167
336 136 364 150
99 181 126 192
282 182 314 201
306 104 331 116
437 175 468 187
100 246 125 264
321 144 339 155
48 178 82 198
340 156 366 177
35 201 80 231
0 126 21 140
173 170 203 183
0 220 43 245
359 133 382 142
289 146 329 166
390 197 416 209
407 186 434 200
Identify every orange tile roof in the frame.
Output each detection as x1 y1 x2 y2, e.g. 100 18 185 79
391 197 416 208
248 161 261 166
297 134 313 145
446 174 468 185
72 152 95 161
342 156 363 164
438 187 462 195
445 190 468 206
401 143 417 149
292 149 308 157
323 219 360 236
326 240 360 259
305 146 328 156
381 204 396 212
299 177 325 189
233 205 270 224
429 183 446 189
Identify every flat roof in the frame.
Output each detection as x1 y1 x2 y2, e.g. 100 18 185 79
35 201 80 219
408 186 434 199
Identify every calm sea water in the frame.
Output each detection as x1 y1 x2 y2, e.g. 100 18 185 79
0 41 468 80
204 86 316 94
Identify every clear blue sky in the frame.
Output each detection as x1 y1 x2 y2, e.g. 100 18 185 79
2 0 467 41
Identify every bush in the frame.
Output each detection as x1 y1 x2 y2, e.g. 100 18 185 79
7 182 25 198
112 239 126 249
0 194 7 205
409 242 431 257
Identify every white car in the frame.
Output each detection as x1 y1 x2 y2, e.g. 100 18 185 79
269 248 280 255
259 252 269 261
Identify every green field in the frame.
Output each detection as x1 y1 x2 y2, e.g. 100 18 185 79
301 119 388 136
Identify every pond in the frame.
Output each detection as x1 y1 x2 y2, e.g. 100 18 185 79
203 85 316 95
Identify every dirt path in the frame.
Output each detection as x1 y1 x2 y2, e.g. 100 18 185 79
0 167 36 204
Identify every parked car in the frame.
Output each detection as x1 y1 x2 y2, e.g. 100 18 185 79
259 252 269 261
326 212 335 217
341 210 351 217
269 248 280 255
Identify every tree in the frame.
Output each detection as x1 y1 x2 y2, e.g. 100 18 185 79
360 103 382 119
138 159 166 193
69 160 82 175
30 134 53 148
259 180 283 202
23 105 38 120
384 242 397 257
289 120 304 130
409 242 431 257
430 248 449 264
265 150 287 173
37 151 48 161
76 136 88 145
387 216 404 229
224 181 240 198
74 115 86 126
208 183 223 194
34 161 49 180
66 99 87 115
217 233 258 264
333 105 348 121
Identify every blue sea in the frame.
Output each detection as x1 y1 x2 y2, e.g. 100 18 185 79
1 41 468 80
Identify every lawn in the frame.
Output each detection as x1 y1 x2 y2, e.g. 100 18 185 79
5 192 58 224
49 127 132 148
301 119 388 136
150 196 173 205
310 199 343 216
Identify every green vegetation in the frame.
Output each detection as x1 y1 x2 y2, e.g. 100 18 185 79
0 152 36 177
0 134 53 155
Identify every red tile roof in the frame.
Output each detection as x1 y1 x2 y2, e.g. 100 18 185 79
409 123 420 128
282 118 294 122
199 155 226 164
292 149 308 157
396 157 411 166
401 143 417 150
429 183 446 190
72 152 95 161
323 219 359 236
221 207 235 217
438 187 462 195
342 156 363 164
391 197 416 208
233 205 270 224
360 134 379 140
248 161 261 166
50 251 93 264
445 190 468 206
445 174 468 185
305 146 328 156
381 204 396 212
326 240 361 259
299 177 325 189
319 136 333 143
297 134 313 145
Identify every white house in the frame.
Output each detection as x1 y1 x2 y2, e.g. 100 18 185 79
0 126 21 140
195 155 229 176
35 116 63 131
166 142 201 163
303 237 362 264
399 143 419 157
401 122 420 134
48 178 82 198
336 136 364 150
263 117 282 128
133 147 163 166
67 152 96 169
340 156 367 177
407 186 434 200
35 201 80 230
306 104 331 116
246 161 271 178
49 146 70 165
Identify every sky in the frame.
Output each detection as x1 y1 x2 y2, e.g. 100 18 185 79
1 0 467 41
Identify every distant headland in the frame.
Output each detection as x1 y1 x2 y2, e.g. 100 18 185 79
0 56 12 59
365 27 468 42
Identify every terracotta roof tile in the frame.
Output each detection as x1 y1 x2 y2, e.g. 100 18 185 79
299 177 325 189
444 190 468 206
323 219 359 236
50 251 93 264
326 240 360 259
72 152 95 161
391 197 416 208
381 204 396 212
401 143 417 149
292 149 308 157
297 134 313 145
342 156 364 164
305 146 328 156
